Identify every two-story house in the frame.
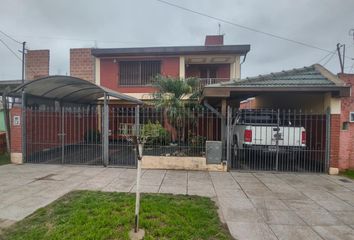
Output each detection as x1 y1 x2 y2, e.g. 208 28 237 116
21 35 250 149
83 35 250 101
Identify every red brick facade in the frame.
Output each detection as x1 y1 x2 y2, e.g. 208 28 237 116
338 74 354 169
70 48 94 82
25 50 50 80
330 114 341 168
100 57 180 93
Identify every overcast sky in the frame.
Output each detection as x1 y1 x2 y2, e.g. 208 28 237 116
0 0 354 80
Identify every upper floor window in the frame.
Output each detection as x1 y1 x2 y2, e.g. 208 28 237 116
119 61 161 86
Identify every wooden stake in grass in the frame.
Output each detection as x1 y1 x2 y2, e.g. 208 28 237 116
134 141 143 233
127 105 161 239
129 137 145 240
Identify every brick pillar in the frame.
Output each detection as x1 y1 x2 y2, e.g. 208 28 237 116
337 73 354 170
25 49 50 80
70 48 94 82
205 35 224 45
329 114 341 169
10 107 23 164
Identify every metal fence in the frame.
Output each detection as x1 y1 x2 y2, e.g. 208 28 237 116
229 108 330 173
24 103 330 173
139 106 222 157
108 106 137 166
26 105 105 165
107 106 222 158
25 104 222 166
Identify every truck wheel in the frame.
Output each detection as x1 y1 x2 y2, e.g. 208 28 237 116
233 143 238 158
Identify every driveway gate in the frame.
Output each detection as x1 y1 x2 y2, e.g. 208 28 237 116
25 104 136 167
228 108 330 173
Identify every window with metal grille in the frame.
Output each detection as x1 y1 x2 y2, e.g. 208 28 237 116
119 61 161 86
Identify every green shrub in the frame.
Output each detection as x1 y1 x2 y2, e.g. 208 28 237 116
188 131 206 147
84 129 101 143
141 121 171 146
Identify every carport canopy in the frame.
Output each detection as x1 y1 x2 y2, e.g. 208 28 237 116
202 64 351 103
10 75 143 104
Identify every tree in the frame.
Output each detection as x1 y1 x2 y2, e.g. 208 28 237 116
152 75 200 142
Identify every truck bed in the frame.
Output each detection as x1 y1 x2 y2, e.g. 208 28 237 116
234 124 306 147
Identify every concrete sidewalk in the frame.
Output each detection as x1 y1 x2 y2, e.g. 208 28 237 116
0 164 354 239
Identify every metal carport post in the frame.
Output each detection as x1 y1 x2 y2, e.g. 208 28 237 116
21 90 26 163
103 92 109 167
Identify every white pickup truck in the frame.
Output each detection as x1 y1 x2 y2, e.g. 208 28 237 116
232 110 306 153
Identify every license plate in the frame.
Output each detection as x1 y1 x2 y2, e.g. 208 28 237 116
268 146 277 152
273 132 283 140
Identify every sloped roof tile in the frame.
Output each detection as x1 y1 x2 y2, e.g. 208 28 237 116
207 64 346 88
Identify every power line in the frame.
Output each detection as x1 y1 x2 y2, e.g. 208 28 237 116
155 0 353 59
0 38 37 77
323 51 336 66
317 49 336 64
0 38 22 61
0 29 22 44
349 62 354 73
10 34 170 46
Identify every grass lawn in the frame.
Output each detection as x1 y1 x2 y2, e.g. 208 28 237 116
340 169 354 180
0 153 10 165
0 191 232 240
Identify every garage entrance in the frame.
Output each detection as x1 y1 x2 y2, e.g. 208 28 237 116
10 76 142 167
229 108 330 172
203 64 351 173
25 105 138 166
25 105 103 165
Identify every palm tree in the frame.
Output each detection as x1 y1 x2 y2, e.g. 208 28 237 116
152 75 200 143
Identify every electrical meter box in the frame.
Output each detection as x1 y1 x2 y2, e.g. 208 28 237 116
206 141 222 164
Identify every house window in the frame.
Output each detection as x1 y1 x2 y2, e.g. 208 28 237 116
350 112 354 122
342 121 349 130
119 61 161 86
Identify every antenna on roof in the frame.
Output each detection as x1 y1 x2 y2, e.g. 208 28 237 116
218 23 221 35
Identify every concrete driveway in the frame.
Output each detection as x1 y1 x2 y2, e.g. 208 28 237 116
0 164 354 240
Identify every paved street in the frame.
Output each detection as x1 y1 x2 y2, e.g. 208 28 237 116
0 164 354 239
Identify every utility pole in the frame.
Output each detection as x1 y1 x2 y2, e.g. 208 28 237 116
21 41 26 83
336 43 345 74
349 29 354 73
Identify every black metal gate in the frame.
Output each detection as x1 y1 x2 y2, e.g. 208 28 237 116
229 108 330 173
108 106 136 167
25 104 136 167
25 105 102 165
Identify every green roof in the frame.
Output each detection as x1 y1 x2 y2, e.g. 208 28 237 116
207 64 346 88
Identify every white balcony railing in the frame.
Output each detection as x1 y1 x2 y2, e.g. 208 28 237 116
198 78 230 88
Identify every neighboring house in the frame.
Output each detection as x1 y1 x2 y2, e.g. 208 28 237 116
0 108 6 132
0 80 23 131
337 73 354 170
0 80 23 154
0 80 23 94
